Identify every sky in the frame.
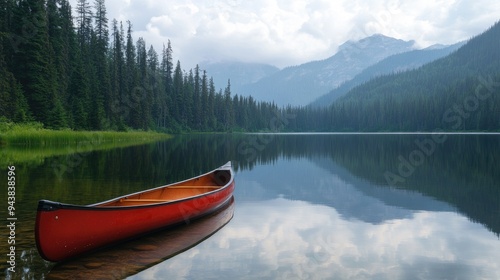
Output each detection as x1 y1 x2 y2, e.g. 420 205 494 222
72 0 500 69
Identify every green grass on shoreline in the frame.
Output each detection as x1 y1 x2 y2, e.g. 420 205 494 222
0 122 171 146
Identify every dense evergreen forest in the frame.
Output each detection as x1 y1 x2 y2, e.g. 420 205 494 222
0 0 499 132
0 0 283 132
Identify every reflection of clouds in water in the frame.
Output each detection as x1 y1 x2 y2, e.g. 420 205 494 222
131 199 500 280
234 157 454 225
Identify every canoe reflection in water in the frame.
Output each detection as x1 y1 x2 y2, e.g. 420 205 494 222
47 197 234 280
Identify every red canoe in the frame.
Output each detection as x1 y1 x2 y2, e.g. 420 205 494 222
47 197 235 279
35 162 235 262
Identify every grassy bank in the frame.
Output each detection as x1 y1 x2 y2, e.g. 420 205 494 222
0 122 171 146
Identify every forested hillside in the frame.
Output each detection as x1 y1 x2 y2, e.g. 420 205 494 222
0 0 283 132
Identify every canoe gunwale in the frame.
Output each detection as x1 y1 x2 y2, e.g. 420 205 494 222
37 161 233 211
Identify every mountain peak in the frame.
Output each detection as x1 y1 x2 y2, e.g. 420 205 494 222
339 34 415 53
236 34 417 106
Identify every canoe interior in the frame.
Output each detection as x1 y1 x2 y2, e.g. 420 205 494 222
98 169 231 207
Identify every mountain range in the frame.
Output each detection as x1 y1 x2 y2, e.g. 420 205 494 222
286 20 500 132
202 34 466 107
309 42 465 107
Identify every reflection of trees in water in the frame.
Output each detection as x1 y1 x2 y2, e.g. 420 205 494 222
248 134 500 235
147 134 499 236
110 134 499 236
10 134 500 234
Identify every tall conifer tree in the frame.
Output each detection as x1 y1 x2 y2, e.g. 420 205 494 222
12 0 66 128
90 0 109 129
0 0 29 123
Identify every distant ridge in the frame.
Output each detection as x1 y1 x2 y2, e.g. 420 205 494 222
237 34 416 106
310 41 465 107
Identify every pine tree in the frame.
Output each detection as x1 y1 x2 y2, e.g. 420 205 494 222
68 46 91 129
11 0 66 128
124 20 137 127
69 0 96 129
47 0 75 124
75 0 92 47
133 37 148 129
90 0 109 129
160 41 174 128
207 77 216 130
0 67 29 122
223 79 234 131
201 70 209 129
109 19 125 128
1 0 14 68
183 69 194 127
147 44 166 128
93 0 107 44
0 2 29 123
172 60 183 124
192 65 202 129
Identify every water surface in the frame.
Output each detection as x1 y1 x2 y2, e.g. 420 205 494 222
1 134 499 279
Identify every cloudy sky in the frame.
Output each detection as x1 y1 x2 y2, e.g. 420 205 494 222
74 0 500 69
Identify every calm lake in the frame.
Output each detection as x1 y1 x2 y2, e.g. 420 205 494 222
2 133 500 279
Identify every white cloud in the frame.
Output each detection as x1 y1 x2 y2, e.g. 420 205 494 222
70 0 500 68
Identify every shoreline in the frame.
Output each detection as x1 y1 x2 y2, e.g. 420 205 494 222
242 131 500 135
1 122 498 146
0 123 171 146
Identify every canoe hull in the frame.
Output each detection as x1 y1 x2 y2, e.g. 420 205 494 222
47 197 235 279
35 162 234 262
